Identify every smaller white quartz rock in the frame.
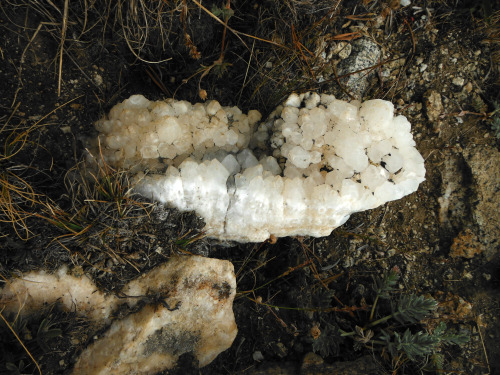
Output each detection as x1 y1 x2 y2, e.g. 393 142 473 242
0 256 237 375
74 256 237 374
0 266 116 323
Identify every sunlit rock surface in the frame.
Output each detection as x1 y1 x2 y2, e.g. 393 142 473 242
74 255 237 374
0 266 117 323
91 92 425 242
0 256 237 374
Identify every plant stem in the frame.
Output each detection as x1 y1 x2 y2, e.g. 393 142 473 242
365 312 399 329
369 294 379 321
340 330 356 337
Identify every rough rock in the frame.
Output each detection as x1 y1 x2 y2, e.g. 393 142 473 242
0 256 237 374
337 38 381 99
462 144 500 259
0 266 117 323
437 151 470 235
437 142 499 260
73 255 237 374
424 90 444 132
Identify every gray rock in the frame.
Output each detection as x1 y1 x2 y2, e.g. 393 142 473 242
463 144 500 259
424 90 444 130
336 38 381 99
437 151 470 234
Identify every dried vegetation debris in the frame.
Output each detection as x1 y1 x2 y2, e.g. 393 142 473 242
0 0 499 374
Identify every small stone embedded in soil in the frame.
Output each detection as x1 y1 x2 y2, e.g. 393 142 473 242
337 38 381 99
452 77 465 86
435 292 474 322
387 249 397 257
450 229 484 258
424 90 444 123
252 351 264 362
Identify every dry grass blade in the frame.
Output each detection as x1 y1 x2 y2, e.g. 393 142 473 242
237 259 311 297
10 23 42 107
191 0 288 51
57 0 69 97
1 105 39 239
0 97 83 239
476 315 491 374
0 172 37 240
117 0 172 64
331 32 362 40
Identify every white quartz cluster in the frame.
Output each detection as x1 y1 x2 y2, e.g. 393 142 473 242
94 94 262 171
91 92 425 242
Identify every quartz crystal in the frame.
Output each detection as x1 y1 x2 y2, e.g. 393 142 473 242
90 92 425 242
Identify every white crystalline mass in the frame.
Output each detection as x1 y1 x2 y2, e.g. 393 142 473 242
91 92 425 242
0 256 237 374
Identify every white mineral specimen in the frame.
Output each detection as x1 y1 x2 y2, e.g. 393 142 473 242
0 266 116 322
74 256 237 374
0 256 237 374
91 92 425 242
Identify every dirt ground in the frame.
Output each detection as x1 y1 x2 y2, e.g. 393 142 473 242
0 1 499 374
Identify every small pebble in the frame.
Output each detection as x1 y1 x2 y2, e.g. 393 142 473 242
252 351 264 362
343 257 354 268
463 272 473 280
452 77 465 86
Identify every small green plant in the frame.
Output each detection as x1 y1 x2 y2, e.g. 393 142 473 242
337 267 469 371
306 319 340 358
174 230 206 251
36 317 62 353
211 3 234 20
370 266 400 321
490 101 500 138
0 312 63 375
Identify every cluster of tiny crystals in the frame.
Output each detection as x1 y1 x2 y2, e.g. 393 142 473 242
91 92 425 242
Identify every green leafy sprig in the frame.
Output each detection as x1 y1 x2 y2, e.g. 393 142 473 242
370 267 400 321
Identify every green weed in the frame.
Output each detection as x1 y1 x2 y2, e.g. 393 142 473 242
337 268 470 372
